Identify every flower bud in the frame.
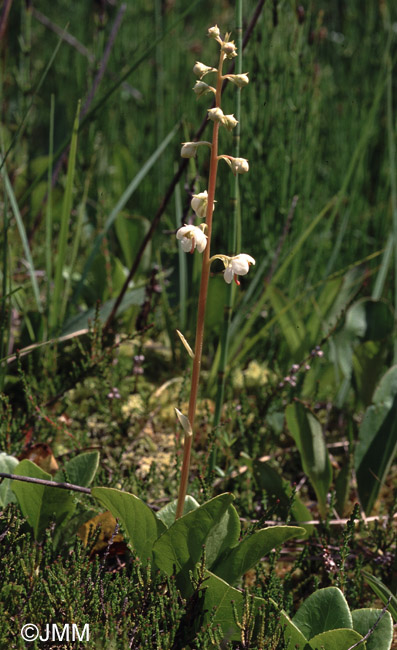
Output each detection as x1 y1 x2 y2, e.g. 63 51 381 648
221 40 237 59
225 73 249 87
180 141 211 158
230 157 249 175
207 107 225 124
208 25 221 40
191 190 212 219
193 61 217 79
222 113 238 131
193 80 215 97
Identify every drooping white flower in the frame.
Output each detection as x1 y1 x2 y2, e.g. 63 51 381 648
191 190 214 219
219 155 249 175
222 113 238 131
224 73 249 87
207 108 238 131
193 61 217 79
176 224 207 253
230 157 249 175
223 254 255 285
207 107 225 124
193 80 216 97
180 141 211 158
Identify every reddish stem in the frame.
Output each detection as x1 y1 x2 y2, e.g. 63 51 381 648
175 49 225 519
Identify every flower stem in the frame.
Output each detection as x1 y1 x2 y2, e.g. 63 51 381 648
175 50 225 519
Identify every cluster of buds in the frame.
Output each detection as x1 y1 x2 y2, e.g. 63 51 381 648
175 24 254 287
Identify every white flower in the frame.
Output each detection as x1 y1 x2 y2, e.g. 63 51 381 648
230 157 249 175
180 141 211 158
193 80 216 97
207 107 225 124
223 254 255 285
208 108 238 131
193 61 217 79
191 190 213 219
222 113 238 131
219 155 249 175
224 73 249 87
176 225 207 253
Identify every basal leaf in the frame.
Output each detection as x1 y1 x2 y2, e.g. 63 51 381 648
205 504 241 569
286 401 332 518
11 460 75 540
54 451 99 488
308 629 365 650
156 495 200 528
91 487 166 565
355 365 397 514
152 493 234 593
352 608 393 650
212 525 305 585
292 587 352 640
0 452 19 507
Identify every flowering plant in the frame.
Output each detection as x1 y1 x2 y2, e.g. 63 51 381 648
174 25 255 517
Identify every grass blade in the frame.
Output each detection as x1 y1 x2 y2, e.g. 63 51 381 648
2 167 42 314
49 100 81 331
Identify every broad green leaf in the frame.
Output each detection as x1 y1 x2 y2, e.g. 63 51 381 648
11 460 75 540
345 299 394 342
355 366 397 514
352 608 393 650
61 286 145 336
212 525 305 585
334 454 353 517
306 277 343 343
91 487 166 565
352 341 386 407
54 451 99 488
0 453 19 506
285 401 332 518
253 460 314 537
205 504 241 569
152 493 234 592
362 571 397 623
156 495 200 528
292 587 352 639
205 277 230 337
309 629 365 650
201 570 267 642
115 214 151 272
281 610 311 650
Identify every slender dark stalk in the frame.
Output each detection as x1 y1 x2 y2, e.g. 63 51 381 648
0 473 91 494
0 0 13 43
